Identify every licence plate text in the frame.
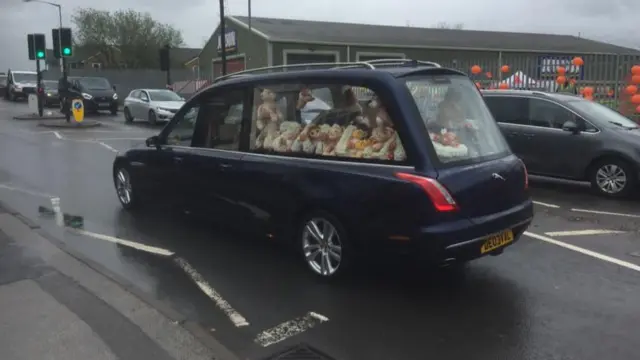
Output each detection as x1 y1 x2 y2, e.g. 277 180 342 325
480 230 514 254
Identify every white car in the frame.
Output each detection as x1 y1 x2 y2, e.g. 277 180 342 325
123 89 185 124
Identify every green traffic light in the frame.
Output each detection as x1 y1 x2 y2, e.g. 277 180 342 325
63 48 71 55
36 51 44 58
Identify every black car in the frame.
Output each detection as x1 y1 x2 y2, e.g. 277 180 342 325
64 76 118 114
482 89 640 197
0 74 7 98
42 80 60 107
112 59 533 279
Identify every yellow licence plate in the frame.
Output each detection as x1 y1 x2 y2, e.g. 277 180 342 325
480 230 514 254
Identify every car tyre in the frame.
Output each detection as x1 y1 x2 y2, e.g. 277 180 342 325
113 166 139 210
124 107 134 123
148 110 157 125
589 157 636 198
298 210 352 280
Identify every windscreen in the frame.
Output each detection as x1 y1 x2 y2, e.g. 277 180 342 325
79 77 111 90
405 75 510 164
43 80 57 90
569 100 639 129
13 73 37 83
148 90 183 101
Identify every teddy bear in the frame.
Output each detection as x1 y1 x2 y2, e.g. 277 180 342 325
321 124 344 156
256 88 283 132
272 122 302 152
294 125 323 154
313 124 332 155
255 121 280 150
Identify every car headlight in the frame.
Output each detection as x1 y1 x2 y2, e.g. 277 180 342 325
14 85 22 90
112 93 118 100
46 92 52 97
158 107 174 113
82 93 93 100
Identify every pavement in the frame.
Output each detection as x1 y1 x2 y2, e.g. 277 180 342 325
0 99 639 360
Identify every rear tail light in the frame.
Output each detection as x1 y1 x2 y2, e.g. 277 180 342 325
395 172 457 212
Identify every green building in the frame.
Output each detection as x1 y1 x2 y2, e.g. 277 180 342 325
190 16 640 84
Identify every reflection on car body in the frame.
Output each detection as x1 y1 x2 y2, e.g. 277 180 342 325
483 89 640 198
113 59 533 280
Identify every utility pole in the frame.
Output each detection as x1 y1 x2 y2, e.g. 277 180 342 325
219 0 227 76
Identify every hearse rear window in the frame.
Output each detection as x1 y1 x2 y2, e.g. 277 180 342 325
405 75 510 164
249 84 406 162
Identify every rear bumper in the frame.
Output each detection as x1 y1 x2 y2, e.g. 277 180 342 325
382 199 534 264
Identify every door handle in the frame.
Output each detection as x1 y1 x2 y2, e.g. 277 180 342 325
173 156 184 164
219 163 233 170
507 131 519 137
522 133 535 138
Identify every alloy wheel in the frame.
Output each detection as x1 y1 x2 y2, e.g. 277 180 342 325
302 217 343 277
115 168 133 205
595 164 627 194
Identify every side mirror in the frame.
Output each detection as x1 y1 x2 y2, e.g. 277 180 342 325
145 135 161 148
562 120 579 134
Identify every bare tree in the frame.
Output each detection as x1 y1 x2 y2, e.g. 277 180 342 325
435 22 465 30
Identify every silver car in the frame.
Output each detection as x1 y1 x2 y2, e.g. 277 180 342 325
123 89 185 124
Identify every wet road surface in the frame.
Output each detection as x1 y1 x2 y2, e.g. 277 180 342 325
0 100 639 360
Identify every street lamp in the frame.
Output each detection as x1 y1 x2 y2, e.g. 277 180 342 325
23 0 64 73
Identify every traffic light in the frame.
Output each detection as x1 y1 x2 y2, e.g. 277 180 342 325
59 28 72 57
52 29 60 59
34 34 46 59
159 45 170 71
27 34 35 60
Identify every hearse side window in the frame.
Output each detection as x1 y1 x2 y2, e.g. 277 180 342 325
249 83 407 162
165 104 200 146
200 90 246 151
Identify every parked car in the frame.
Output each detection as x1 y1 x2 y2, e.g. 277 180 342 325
123 89 185 124
0 74 7 98
482 89 640 198
112 60 532 279
63 76 118 115
4 69 37 101
42 80 60 107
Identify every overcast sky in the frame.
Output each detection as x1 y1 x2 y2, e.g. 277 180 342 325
2 0 638 71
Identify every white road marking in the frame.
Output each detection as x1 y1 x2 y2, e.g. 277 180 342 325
94 138 146 141
50 197 64 227
173 257 249 327
0 183 54 198
570 208 640 218
254 312 329 347
53 131 63 139
544 229 627 237
98 142 119 153
72 229 175 256
524 231 640 272
533 201 560 208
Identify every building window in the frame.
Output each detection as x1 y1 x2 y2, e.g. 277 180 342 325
284 52 338 66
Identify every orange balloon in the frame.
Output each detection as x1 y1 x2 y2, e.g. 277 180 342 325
626 85 638 95
471 65 482 74
636 105 640 113
583 86 594 96
584 95 594 101
500 65 510 73
632 75 640 84
498 82 509 89
632 65 640 76
556 76 566 84
632 94 640 104
570 79 577 85
557 66 566 75
485 72 493 79
475 82 482 89
572 57 584 66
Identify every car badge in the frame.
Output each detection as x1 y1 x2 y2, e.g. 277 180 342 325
492 173 506 181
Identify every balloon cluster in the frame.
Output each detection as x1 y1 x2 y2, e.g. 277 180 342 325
556 57 584 87
470 64 510 89
627 65 640 113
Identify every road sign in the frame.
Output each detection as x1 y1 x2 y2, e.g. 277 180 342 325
71 99 84 123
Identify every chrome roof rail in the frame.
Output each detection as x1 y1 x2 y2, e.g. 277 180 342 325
213 58 442 83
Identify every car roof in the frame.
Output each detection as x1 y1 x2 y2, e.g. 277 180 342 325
206 59 466 91
11 71 37 74
481 89 584 102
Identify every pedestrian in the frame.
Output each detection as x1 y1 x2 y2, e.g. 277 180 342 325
556 77 578 95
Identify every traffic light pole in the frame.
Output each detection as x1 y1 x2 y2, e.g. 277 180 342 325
36 59 43 117
219 0 227 76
